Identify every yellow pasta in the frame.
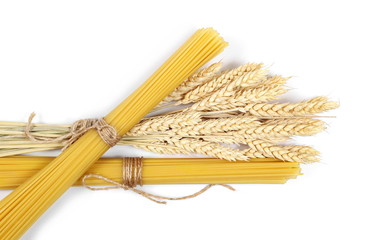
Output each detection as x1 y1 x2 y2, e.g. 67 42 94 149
0 156 301 189
0 28 228 240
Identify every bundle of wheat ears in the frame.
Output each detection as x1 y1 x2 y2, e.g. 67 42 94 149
0 62 338 162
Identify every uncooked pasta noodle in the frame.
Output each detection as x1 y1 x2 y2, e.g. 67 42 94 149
0 156 301 190
0 28 228 240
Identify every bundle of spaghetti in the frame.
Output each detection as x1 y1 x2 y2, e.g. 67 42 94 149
0 156 301 190
0 28 228 240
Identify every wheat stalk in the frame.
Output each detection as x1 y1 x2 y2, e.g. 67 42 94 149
165 116 260 135
283 145 320 156
200 75 289 111
179 63 263 105
200 136 245 145
246 96 339 117
262 118 325 127
188 67 269 111
245 140 319 163
243 148 267 158
130 142 189 155
228 118 326 139
160 62 222 104
128 112 201 135
167 138 249 161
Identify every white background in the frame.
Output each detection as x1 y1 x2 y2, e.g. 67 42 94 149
0 1 382 239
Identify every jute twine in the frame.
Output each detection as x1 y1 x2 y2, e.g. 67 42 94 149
25 113 120 150
82 157 235 204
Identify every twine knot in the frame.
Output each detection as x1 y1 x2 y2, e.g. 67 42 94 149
25 113 120 150
82 157 235 204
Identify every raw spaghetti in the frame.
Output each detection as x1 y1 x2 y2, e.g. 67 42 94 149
0 28 228 240
0 156 301 190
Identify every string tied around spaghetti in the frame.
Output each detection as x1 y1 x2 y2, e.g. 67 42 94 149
25 113 120 150
82 157 235 204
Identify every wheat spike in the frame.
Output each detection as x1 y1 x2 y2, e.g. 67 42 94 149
201 136 290 147
243 148 268 158
203 75 288 111
229 118 326 138
167 138 248 161
167 116 260 135
161 62 223 103
129 112 201 135
235 75 288 101
246 140 319 163
284 145 320 156
263 118 325 127
246 96 339 117
179 63 263 104
259 74 290 86
125 135 245 145
259 136 292 143
201 136 245 145
131 142 189 155
189 68 269 111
